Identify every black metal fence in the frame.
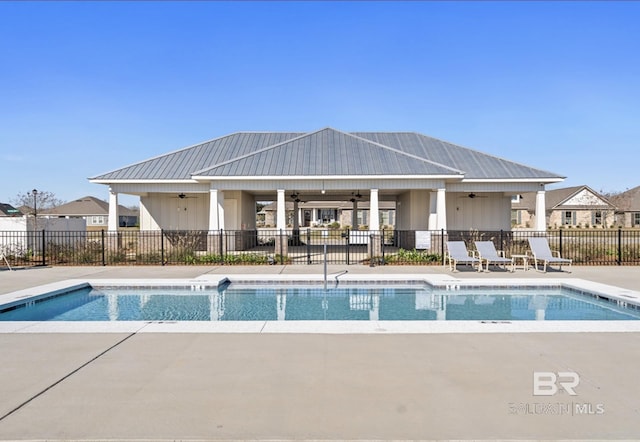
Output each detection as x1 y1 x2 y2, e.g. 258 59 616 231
1 228 640 267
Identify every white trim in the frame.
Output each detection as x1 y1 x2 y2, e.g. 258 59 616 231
462 178 565 183
191 175 462 181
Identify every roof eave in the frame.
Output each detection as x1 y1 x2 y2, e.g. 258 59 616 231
191 174 464 181
462 178 566 183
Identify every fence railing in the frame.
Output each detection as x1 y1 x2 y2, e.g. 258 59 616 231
1 228 639 267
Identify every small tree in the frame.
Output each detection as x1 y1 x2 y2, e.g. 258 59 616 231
11 190 63 214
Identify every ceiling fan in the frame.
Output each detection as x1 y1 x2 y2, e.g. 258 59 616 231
290 192 303 203
349 190 363 203
172 193 198 199
459 192 488 199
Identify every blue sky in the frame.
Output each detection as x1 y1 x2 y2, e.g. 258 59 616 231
1 1 639 207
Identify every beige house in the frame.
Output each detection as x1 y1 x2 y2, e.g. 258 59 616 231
40 196 139 231
511 185 616 229
610 185 640 227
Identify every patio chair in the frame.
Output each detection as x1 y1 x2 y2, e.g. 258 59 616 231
527 237 572 273
474 241 514 272
0 249 11 271
445 241 482 272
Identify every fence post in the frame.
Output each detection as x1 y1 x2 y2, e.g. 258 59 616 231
101 230 106 266
369 234 374 267
558 228 563 258
160 229 165 266
307 229 311 264
617 226 622 266
500 229 504 251
279 229 284 264
345 228 350 265
440 229 445 266
381 230 385 264
41 229 46 266
219 229 224 265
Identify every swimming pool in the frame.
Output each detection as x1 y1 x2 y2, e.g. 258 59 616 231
2 281 639 322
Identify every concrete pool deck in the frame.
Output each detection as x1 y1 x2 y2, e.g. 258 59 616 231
0 265 639 440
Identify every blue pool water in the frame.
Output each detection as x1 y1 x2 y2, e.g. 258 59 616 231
1 284 639 321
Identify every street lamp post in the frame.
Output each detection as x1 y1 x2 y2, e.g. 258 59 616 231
32 189 38 221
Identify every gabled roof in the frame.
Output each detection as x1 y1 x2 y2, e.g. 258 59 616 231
609 185 640 211
91 127 564 182
0 203 22 217
513 185 616 211
40 196 138 217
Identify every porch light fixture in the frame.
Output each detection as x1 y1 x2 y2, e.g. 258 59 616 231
178 193 186 199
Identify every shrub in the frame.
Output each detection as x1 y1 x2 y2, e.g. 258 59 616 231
386 248 441 264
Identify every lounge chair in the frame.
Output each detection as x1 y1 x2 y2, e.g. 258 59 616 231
474 241 514 272
0 248 11 271
527 237 572 273
445 241 482 272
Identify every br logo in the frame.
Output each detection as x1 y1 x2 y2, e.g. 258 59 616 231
533 371 580 396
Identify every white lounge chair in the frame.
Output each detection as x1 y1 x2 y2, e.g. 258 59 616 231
528 237 572 273
445 241 482 272
474 241 514 272
0 248 11 271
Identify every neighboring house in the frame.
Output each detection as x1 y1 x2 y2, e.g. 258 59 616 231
90 127 565 236
260 200 395 228
0 203 22 217
39 196 139 230
511 185 616 229
609 185 640 228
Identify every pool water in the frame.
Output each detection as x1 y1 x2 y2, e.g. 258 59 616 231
1 284 639 322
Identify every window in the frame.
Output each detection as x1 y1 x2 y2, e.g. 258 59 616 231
319 209 337 224
91 216 106 225
563 211 575 225
357 210 368 226
511 210 521 225
634 213 640 227
593 211 603 225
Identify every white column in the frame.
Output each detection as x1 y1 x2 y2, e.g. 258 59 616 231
208 189 225 230
369 189 380 231
428 191 438 230
535 189 546 231
436 188 447 231
108 188 119 231
276 189 286 230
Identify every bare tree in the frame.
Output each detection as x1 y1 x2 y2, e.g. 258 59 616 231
11 190 63 215
600 188 631 227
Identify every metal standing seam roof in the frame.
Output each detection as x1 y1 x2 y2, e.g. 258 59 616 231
90 127 564 181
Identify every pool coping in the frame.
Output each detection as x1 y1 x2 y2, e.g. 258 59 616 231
1 274 640 334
